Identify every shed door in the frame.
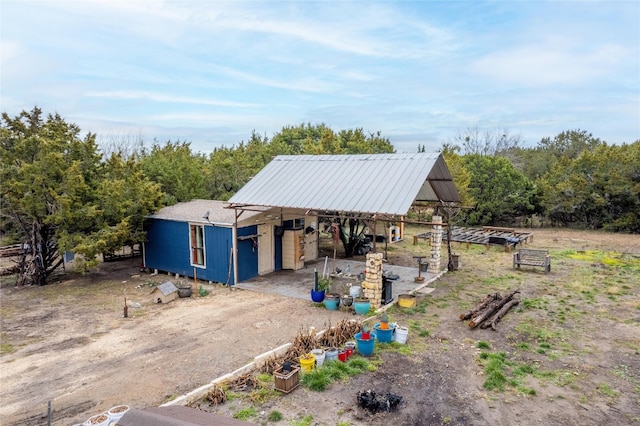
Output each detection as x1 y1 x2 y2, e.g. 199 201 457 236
258 224 274 274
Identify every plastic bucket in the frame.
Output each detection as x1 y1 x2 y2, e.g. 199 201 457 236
311 348 325 367
107 405 130 422
324 347 338 361
349 286 361 298
354 332 376 356
394 326 409 344
299 354 315 372
83 413 110 426
397 294 416 308
374 323 395 343
310 289 325 303
353 300 371 315
324 296 340 310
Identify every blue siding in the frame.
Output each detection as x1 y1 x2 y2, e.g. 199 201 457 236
144 219 260 284
237 225 259 281
145 220 191 276
205 225 235 283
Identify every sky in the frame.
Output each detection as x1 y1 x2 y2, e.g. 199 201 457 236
1 1 639 154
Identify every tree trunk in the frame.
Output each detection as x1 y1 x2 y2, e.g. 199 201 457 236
468 290 520 328
459 293 501 320
480 299 520 330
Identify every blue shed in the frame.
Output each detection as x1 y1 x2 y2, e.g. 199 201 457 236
143 200 318 284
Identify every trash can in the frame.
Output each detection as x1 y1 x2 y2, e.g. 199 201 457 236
382 277 393 305
420 262 429 273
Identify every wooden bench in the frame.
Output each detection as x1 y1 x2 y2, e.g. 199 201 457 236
513 248 551 274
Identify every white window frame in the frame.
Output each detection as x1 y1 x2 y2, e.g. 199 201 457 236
189 223 206 268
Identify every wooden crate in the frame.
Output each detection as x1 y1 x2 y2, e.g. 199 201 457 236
273 365 300 393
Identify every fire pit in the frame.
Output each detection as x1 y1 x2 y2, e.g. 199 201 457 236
357 389 403 413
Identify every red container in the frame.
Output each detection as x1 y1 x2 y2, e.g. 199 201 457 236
345 347 354 358
338 350 347 362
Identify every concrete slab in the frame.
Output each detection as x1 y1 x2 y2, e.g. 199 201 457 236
236 257 440 306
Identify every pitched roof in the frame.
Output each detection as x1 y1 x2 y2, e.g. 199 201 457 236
155 281 178 296
228 153 460 216
148 199 262 225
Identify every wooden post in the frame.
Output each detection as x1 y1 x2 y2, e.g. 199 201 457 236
193 267 198 296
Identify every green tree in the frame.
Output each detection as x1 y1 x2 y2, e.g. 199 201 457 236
462 154 537 226
514 129 603 181
208 131 273 200
1 108 163 285
540 141 640 231
1 108 101 284
139 140 209 204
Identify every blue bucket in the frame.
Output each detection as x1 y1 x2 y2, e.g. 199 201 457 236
373 323 395 343
354 332 376 356
311 289 325 303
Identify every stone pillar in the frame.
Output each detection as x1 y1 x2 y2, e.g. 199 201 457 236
429 216 443 272
361 252 384 306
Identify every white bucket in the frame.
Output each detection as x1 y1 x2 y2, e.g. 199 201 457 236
394 326 408 344
311 348 325 367
107 405 130 422
83 412 110 426
349 286 361 298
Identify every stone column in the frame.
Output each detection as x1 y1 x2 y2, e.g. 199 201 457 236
361 252 384 306
429 216 443 272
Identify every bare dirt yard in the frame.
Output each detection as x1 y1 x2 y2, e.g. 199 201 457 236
1 228 639 426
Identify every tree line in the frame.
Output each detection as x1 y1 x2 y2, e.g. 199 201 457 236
2 107 638 285
442 128 639 233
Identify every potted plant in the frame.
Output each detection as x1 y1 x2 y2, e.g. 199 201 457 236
320 277 341 310
353 297 371 315
374 313 395 343
354 323 375 356
311 276 331 303
341 294 353 307
361 323 371 340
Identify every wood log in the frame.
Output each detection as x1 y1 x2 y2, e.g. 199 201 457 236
459 293 501 320
480 299 519 330
469 290 520 328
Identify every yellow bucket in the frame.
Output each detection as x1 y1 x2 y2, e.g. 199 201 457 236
398 294 416 308
299 353 315 372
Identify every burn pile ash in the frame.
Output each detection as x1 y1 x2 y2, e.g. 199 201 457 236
357 389 404 413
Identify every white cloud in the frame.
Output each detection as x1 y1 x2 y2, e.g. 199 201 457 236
471 37 631 86
85 90 259 108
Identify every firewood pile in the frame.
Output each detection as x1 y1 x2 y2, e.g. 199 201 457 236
459 290 520 330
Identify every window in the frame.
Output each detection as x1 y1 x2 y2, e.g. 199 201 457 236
190 224 205 267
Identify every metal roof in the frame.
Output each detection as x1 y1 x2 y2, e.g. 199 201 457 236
228 153 460 216
155 281 178 296
148 199 263 226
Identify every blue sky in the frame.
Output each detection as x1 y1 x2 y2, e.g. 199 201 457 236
1 1 638 154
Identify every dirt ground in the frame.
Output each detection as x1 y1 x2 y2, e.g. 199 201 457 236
1 228 639 425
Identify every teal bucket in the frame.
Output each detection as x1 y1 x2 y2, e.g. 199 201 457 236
373 323 395 343
324 297 340 310
354 332 376 356
353 300 370 315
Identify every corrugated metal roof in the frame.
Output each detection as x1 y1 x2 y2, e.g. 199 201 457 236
228 153 460 215
148 199 262 225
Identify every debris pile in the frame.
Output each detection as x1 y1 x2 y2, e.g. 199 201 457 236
261 318 362 373
357 389 404 413
204 384 227 405
459 290 520 330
